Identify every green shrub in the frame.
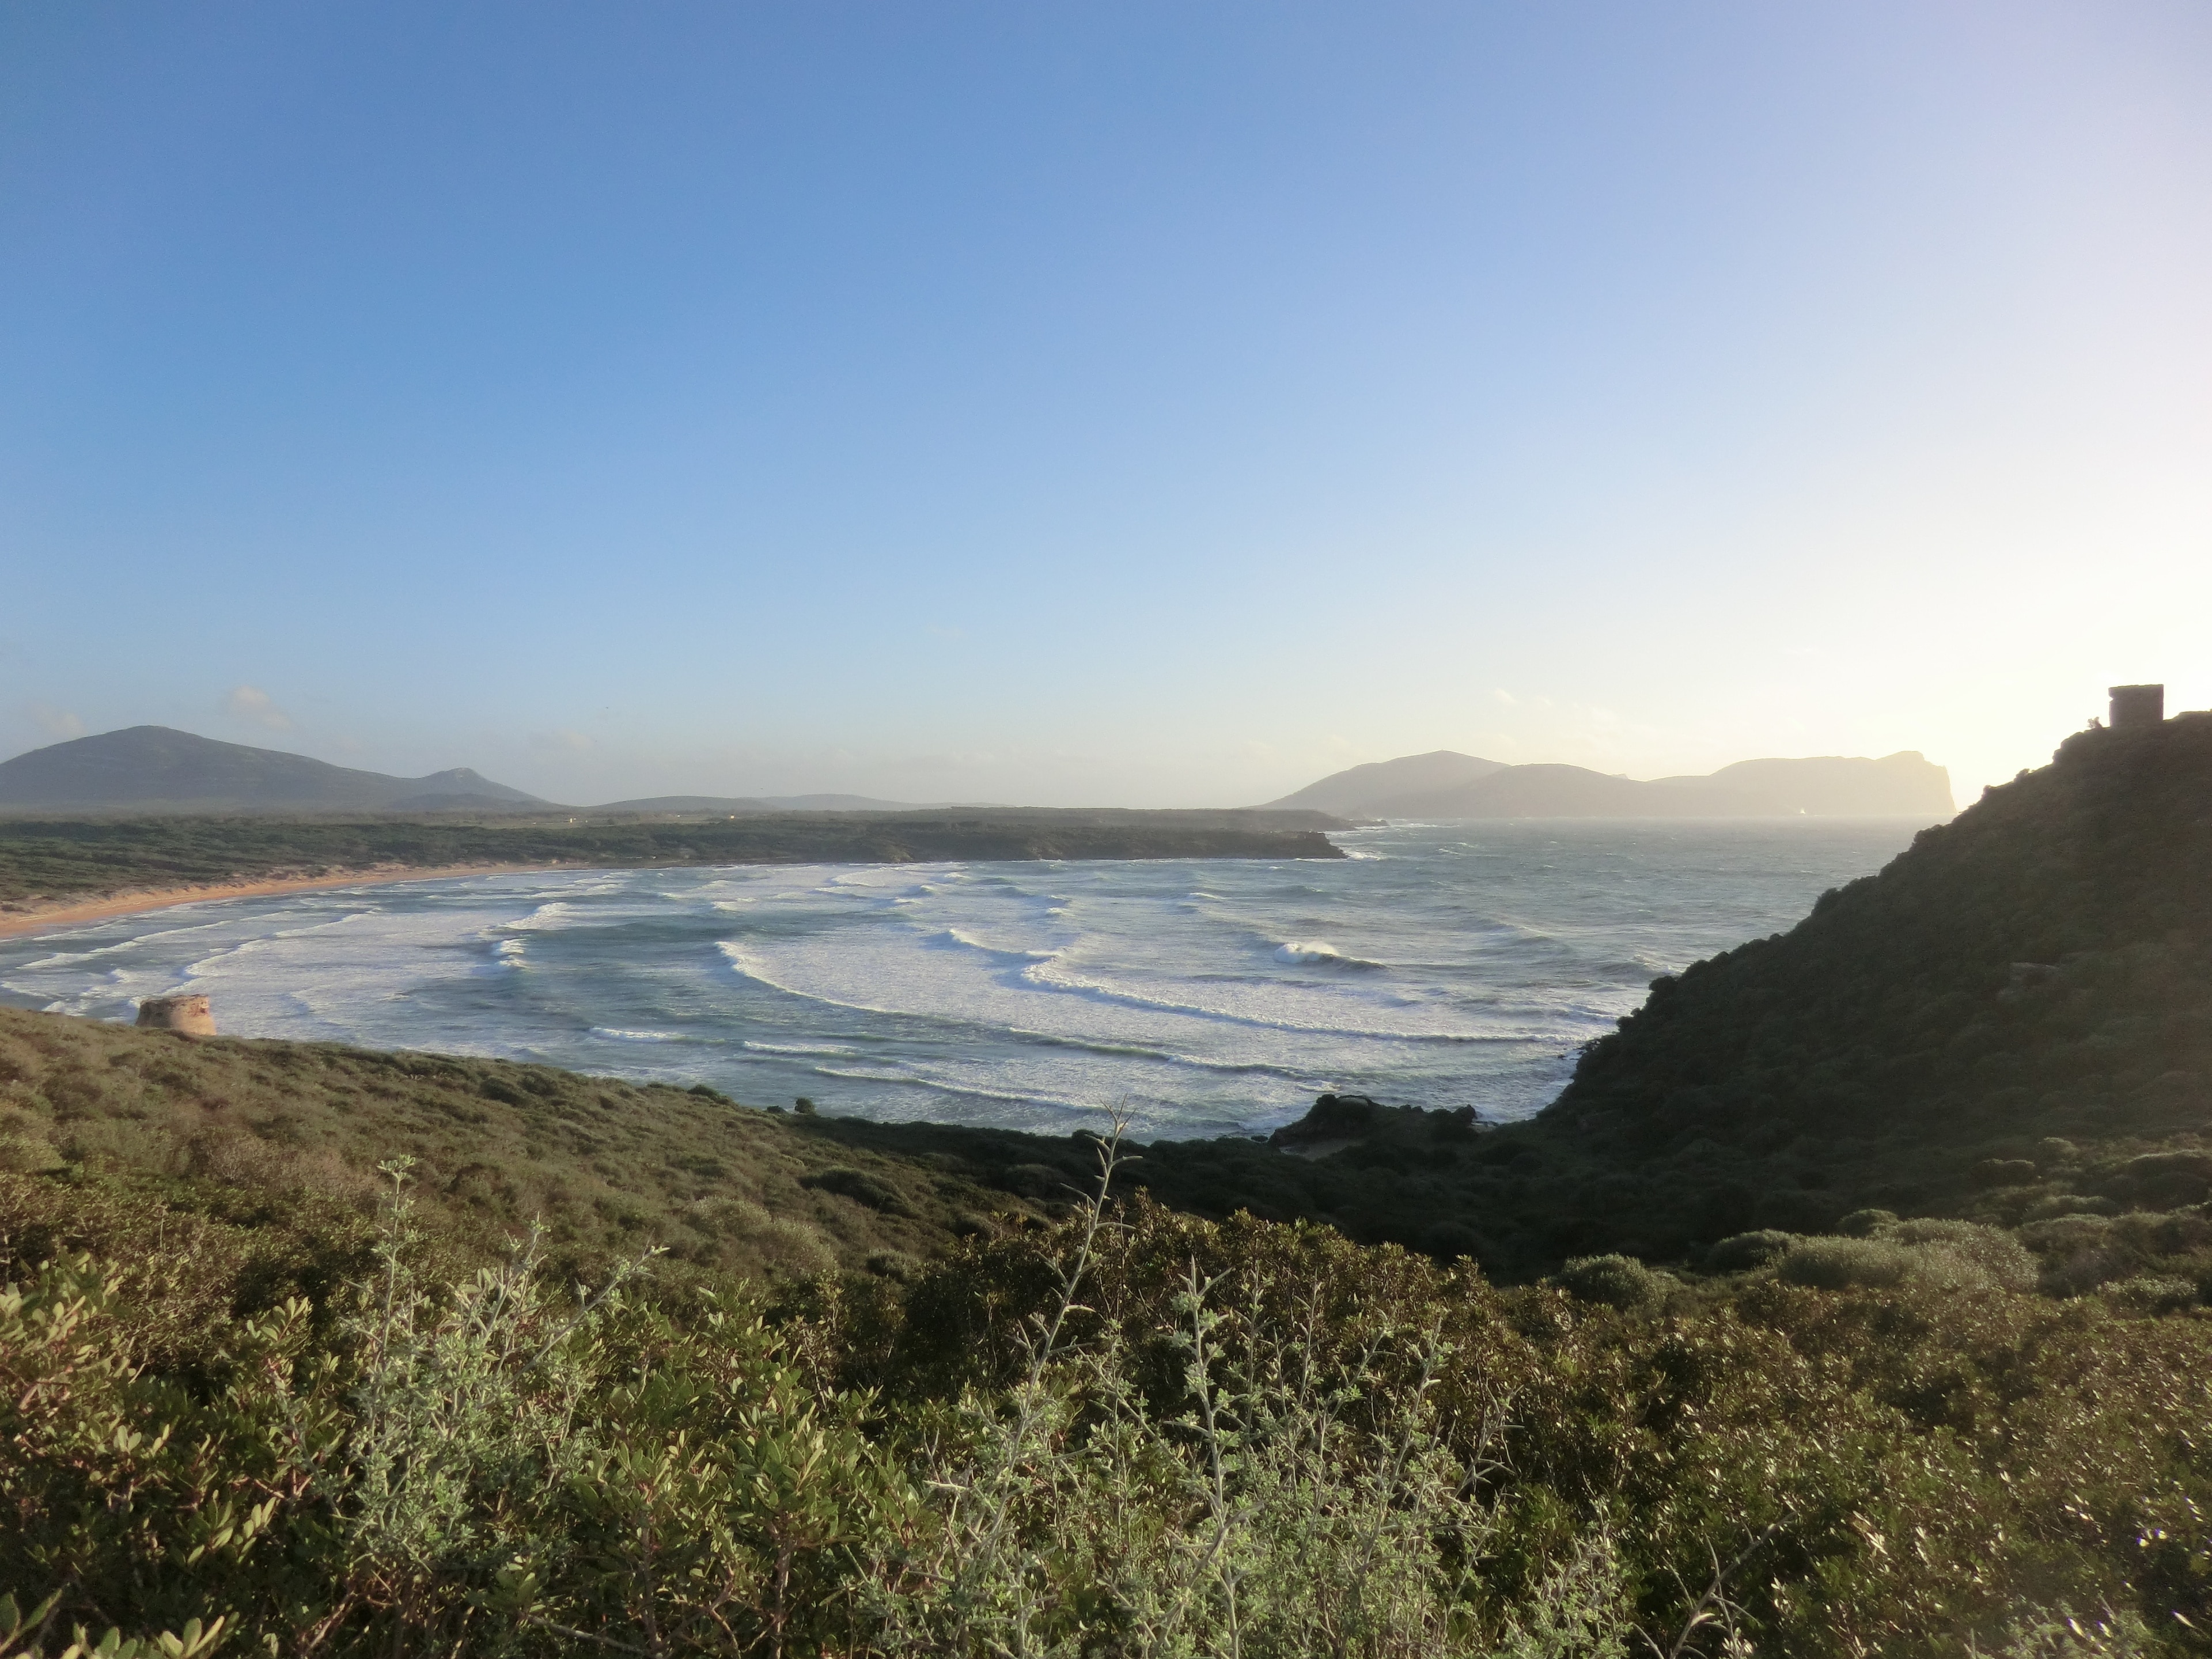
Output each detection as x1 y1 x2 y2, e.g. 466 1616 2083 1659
801 1165 910 1213
2105 1275 2200 1316
1779 1237 1916 1290
1838 1207 1899 1236
1887 1218 2039 1291
1555 1253 1671 1312
1706 1229 1796 1272
13 1117 2212 1653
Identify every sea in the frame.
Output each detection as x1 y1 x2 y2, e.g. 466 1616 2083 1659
0 819 1928 1140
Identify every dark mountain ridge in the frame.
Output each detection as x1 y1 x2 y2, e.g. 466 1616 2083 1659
0 726 544 813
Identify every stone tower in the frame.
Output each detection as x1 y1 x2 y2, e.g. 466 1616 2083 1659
136 994 216 1037
2109 684 2165 730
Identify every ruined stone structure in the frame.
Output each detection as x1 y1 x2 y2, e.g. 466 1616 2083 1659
136 993 216 1037
2109 684 2166 729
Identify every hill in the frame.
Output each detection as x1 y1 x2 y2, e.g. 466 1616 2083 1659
1262 749 1509 815
1687 752 1959 815
1525 711 2212 1249
0 727 545 814
1267 747 1953 819
0 1003 1055 1290
10 1008 2212 1655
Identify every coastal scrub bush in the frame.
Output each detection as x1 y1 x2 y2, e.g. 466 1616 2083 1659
14 1115 2212 1653
1706 1229 1796 1272
1778 1237 1916 1290
1885 1217 2039 1290
1839 1207 1900 1236
800 1165 909 1213
2104 1275 2199 1315
1777 1220 2037 1294
1555 1253 1672 1311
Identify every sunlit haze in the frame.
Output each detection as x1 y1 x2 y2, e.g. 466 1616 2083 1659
4 3 2208 807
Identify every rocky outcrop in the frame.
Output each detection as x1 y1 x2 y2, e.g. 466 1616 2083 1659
135 994 215 1037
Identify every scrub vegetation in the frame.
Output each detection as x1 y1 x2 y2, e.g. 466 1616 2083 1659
7 719 2212 1652
2 1004 2209 1654
6 1111 2207 1657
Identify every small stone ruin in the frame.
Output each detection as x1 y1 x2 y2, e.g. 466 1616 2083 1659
136 994 216 1038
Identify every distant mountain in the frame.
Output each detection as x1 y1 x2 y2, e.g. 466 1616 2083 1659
0 727 546 813
1263 751 1510 816
1684 755 1959 816
593 793 983 815
1268 749 1953 820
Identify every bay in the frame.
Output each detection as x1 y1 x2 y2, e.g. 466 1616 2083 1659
0 819 1927 1138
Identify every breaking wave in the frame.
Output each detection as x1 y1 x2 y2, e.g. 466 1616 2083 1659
0 821 1926 1134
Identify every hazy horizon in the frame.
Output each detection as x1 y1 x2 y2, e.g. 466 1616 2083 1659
0 719 1974 813
5 3 2207 808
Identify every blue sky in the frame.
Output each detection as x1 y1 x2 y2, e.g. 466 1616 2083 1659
4 2 2209 806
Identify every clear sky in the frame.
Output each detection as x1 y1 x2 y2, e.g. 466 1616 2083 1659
3 2 2208 808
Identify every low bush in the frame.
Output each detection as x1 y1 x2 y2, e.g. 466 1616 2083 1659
1706 1229 1796 1272
801 1165 910 1213
2105 1275 2200 1316
1555 1253 1672 1312
10 1142 2212 1655
1885 1218 2040 1290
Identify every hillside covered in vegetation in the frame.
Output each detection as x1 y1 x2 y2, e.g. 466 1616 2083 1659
1530 711 2212 1248
6 999 2211 1657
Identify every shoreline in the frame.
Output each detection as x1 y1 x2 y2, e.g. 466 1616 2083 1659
0 863 578 940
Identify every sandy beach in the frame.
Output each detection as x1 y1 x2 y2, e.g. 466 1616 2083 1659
0 863 576 940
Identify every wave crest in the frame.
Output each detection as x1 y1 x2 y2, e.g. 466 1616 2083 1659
1274 939 1380 968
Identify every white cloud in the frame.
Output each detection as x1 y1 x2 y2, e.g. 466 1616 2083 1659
223 685 293 730
29 702 85 740
531 729 595 753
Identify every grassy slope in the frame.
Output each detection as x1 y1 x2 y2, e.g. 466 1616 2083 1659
0 809 1344 911
0 1005 1093 1302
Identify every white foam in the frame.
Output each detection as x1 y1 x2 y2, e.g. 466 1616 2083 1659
809 1065 1096 1113
500 902 573 932
938 927 1058 963
0 819 1926 1130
